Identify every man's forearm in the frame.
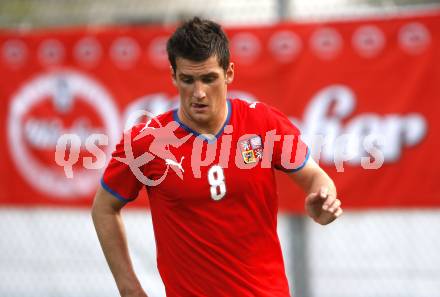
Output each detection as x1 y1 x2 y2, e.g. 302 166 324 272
307 169 336 196
92 207 144 296
293 161 336 196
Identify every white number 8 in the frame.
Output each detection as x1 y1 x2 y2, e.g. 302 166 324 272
208 165 226 201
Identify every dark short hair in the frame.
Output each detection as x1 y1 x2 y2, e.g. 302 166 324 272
166 17 230 72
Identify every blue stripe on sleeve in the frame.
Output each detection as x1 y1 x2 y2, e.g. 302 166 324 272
279 146 311 173
100 178 136 203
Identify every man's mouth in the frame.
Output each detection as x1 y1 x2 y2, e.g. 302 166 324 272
191 103 209 111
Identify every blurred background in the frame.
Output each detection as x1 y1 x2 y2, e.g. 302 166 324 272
0 0 439 26
1 0 440 297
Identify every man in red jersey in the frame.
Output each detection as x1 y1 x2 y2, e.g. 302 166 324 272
92 17 342 297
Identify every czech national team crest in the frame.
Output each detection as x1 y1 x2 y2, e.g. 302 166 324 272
240 135 263 164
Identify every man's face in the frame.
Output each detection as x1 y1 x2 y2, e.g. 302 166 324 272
172 55 234 127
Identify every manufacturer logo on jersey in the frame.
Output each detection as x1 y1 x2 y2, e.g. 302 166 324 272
240 136 263 164
165 156 185 173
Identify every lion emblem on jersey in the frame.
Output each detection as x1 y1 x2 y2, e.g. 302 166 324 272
239 135 263 164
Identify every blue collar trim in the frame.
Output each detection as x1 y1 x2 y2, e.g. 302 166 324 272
173 99 232 143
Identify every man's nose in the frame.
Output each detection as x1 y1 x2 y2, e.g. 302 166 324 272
193 81 206 99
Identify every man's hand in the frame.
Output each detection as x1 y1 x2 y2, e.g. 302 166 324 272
305 187 343 225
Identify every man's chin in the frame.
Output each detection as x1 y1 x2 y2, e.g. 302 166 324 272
192 113 210 123
188 112 212 125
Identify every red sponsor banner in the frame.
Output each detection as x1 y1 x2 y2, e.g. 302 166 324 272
1 12 439 212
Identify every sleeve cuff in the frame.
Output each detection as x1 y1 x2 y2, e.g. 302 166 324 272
100 178 136 203
277 146 311 173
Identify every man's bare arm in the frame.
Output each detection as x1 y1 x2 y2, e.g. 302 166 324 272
289 158 343 225
91 185 148 297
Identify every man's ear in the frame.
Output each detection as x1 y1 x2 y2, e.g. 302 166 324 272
225 62 234 85
170 66 177 86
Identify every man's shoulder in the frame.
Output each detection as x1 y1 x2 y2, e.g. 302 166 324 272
125 109 175 145
229 97 270 113
231 98 292 121
229 97 273 121
229 98 300 133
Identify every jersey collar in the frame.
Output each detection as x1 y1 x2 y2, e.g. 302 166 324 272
173 99 232 143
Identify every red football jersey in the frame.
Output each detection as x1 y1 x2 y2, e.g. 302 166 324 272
102 98 309 296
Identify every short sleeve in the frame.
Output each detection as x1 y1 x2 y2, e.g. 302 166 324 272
101 124 146 203
264 104 309 172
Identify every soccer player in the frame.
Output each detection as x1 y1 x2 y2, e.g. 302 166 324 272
92 17 342 297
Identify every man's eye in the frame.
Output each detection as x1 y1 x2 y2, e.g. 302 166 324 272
182 78 194 84
202 77 216 83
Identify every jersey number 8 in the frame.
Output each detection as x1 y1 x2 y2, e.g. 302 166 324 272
208 165 226 201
